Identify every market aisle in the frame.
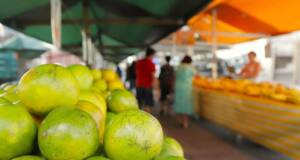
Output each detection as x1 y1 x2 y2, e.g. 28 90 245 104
158 116 253 160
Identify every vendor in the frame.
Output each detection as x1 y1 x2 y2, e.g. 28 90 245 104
239 51 261 79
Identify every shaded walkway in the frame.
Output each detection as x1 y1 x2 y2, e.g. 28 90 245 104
158 116 290 160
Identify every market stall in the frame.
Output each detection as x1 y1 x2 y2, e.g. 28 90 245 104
175 1 300 158
193 77 300 159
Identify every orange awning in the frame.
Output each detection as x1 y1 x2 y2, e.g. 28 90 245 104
186 0 300 44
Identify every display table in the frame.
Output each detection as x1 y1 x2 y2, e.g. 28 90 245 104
195 88 300 159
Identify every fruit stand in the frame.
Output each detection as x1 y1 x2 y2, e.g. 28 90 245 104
194 78 300 159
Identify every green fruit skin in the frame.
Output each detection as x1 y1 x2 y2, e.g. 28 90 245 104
105 112 116 128
104 110 163 160
0 91 20 104
12 155 45 160
0 88 4 95
0 105 37 160
3 84 17 93
154 137 184 160
86 156 110 160
38 107 99 160
91 69 102 80
0 97 10 105
107 90 139 113
67 64 93 90
93 79 107 92
18 64 79 115
79 91 107 117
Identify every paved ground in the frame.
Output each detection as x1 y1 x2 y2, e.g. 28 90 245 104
158 116 291 160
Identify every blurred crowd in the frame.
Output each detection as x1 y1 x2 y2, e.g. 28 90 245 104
124 48 196 128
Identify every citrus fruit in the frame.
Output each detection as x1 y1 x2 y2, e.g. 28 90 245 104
18 64 79 115
154 137 184 159
0 91 19 104
107 89 138 113
86 156 110 160
108 80 124 91
12 155 45 160
91 69 102 80
77 100 105 144
93 79 108 92
0 104 36 160
105 112 116 127
79 91 107 117
0 88 4 95
0 97 10 105
38 107 99 160
67 64 93 90
3 84 17 92
102 69 117 82
104 110 163 160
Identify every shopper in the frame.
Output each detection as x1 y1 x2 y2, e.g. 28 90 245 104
174 55 196 128
116 64 122 78
135 48 156 112
159 56 175 116
239 51 261 80
126 61 136 91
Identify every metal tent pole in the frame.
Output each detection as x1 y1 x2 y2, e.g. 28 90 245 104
211 9 218 79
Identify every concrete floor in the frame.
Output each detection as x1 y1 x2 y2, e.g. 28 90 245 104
158 116 291 160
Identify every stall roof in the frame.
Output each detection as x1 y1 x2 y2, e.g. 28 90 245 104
0 0 210 62
188 0 300 44
0 25 54 58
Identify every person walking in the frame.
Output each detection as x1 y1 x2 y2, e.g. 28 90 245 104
158 56 174 116
135 48 156 112
126 61 136 91
174 55 196 128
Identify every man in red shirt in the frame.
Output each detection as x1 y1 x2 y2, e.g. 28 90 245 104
135 47 156 112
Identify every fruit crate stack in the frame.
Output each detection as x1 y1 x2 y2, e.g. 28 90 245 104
195 87 300 159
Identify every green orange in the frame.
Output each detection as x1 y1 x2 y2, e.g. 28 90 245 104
12 155 45 160
77 100 106 144
86 156 110 160
105 112 116 127
0 91 19 104
79 91 107 117
0 97 10 105
17 64 79 115
102 69 117 82
0 104 36 160
154 137 184 160
38 107 99 160
108 80 124 91
93 79 108 92
3 84 17 92
104 110 163 160
91 69 102 80
107 89 138 113
67 64 93 90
